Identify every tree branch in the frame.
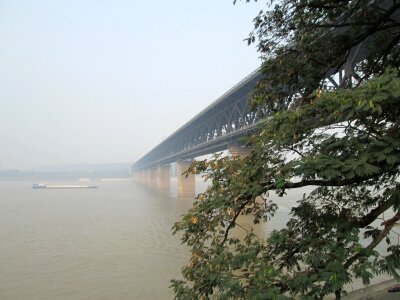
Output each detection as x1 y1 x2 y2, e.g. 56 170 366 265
221 196 252 245
356 185 400 228
344 210 400 268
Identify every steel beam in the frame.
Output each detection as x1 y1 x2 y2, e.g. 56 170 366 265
132 1 400 171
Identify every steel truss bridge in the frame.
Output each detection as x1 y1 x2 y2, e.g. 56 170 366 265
132 0 400 171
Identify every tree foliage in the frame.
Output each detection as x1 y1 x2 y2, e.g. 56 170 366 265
172 1 400 299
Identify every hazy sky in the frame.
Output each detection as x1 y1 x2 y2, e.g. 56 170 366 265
0 0 264 170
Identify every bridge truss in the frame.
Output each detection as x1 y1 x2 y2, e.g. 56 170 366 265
132 0 399 171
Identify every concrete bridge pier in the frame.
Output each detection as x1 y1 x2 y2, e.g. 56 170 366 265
133 170 141 183
177 160 195 197
228 145 251 158
140 169 147 185
156 164 170 191
132 170 138 182
135 171 141 183
229 145 264 206
146 167 157 188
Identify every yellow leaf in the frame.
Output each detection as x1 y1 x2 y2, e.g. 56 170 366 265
370 100 375 109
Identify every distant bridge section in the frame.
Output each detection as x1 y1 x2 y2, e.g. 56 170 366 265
132 0 400 196
133 69 263 171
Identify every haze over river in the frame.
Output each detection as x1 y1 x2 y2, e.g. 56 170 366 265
0 179 394 299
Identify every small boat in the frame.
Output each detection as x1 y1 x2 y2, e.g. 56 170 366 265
79 178 91 182
32 184 98 189
32 183 47 189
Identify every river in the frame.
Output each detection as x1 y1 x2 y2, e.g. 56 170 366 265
0 179 394 299
0 179 196 299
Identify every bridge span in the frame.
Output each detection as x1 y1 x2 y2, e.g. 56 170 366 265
131 0 400 196
131 69 264 196
134 69 263 170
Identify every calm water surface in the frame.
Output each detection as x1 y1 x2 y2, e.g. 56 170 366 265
0 180 393 299
1 180 196 300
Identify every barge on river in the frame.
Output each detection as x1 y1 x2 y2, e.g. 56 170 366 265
32 183 98 189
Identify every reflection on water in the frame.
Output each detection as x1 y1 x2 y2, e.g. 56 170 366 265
0 180 394 299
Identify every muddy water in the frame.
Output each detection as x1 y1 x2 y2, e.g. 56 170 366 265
0 180 394 299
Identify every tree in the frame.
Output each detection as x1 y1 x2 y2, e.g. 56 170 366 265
172 1 400 299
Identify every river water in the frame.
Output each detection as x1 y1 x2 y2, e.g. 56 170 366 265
0 179 395 299
1 179 197 300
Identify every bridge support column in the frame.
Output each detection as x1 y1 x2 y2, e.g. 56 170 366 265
146 168 157 188
229 145 264 206
228 145 251 158
156 164 170 191
139 169 147 184
133 171 140 182
134 170 141 183
177 160 195 197
135 170 143 183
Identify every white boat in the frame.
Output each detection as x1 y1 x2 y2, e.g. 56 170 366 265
32 184 98 189
32 183 47 189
